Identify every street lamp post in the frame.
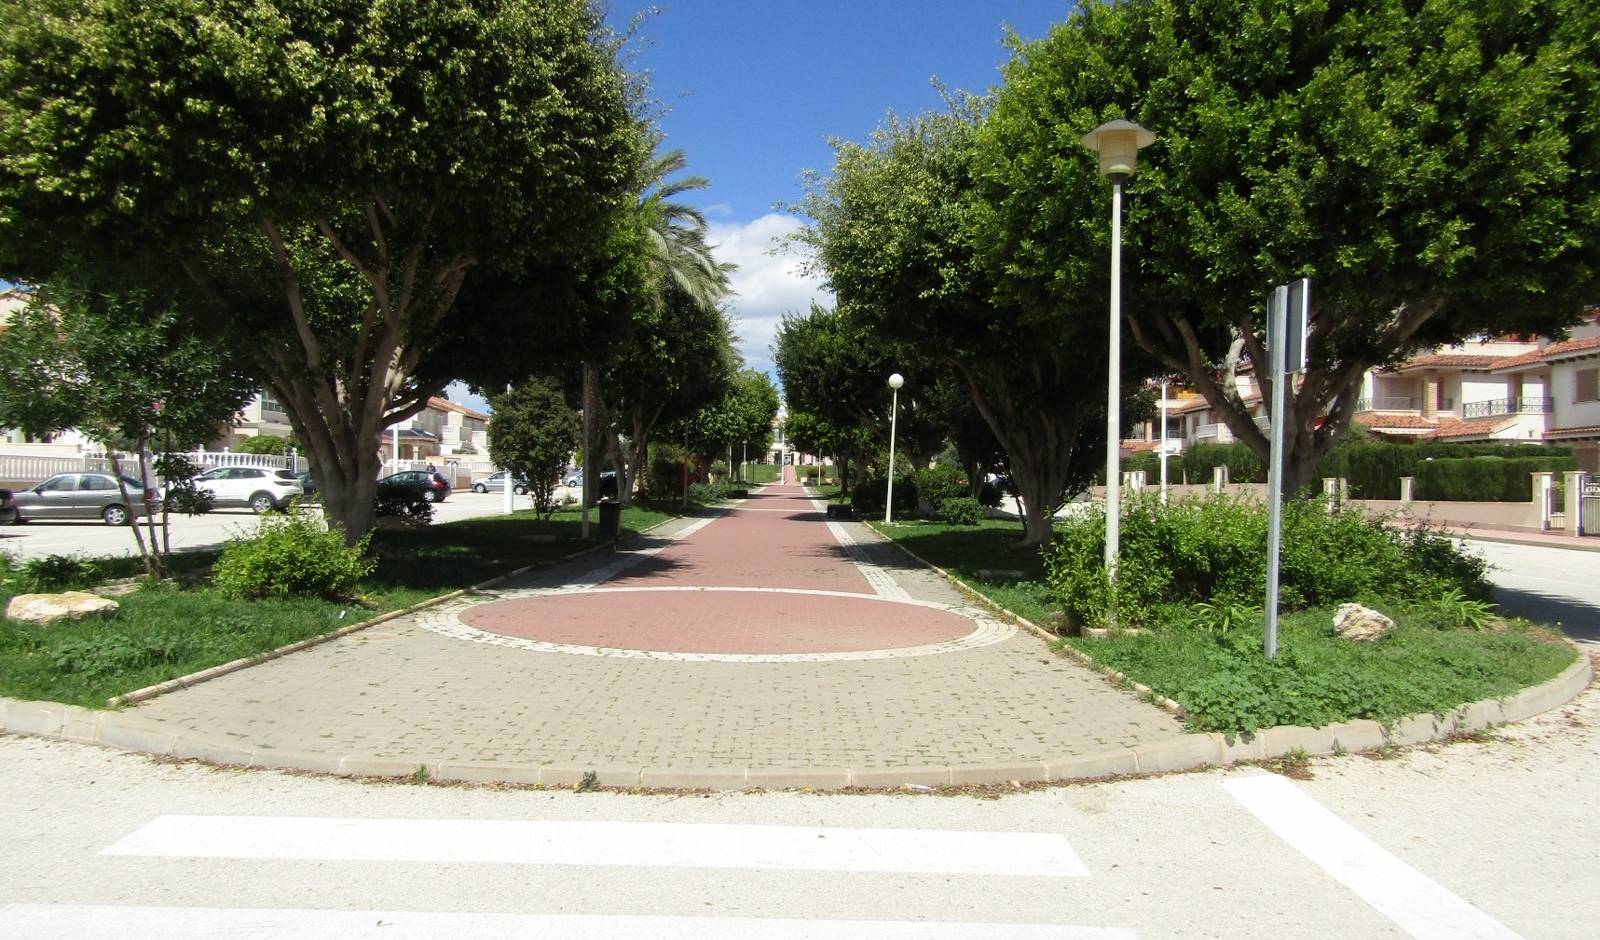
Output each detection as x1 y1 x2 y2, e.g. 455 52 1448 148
1159 380 1169 505
1080 119 1156 616
884 373 904 525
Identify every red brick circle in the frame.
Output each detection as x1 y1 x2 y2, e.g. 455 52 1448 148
458 589 977 655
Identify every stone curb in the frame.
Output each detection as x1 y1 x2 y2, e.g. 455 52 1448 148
860 519 1188 718
3 645 1588 791
103 511 688 708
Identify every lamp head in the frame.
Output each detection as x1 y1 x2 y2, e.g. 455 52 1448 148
887 373 904 390
1079 119 1156 180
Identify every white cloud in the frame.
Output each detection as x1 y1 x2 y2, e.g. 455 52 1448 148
707 213 833 385
445 381 492 415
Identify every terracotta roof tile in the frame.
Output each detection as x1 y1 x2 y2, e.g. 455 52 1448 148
1353 412 1436 430
1388 353 1500 372
1544 424 1600 439
1430 416 1516 440
427 396 490 421
1491 335 1600 371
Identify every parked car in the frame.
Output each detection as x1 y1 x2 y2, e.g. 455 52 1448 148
4 472 158 525
194 466 303 513
563 469 583 488
376 470 452 503
297 472 318 497
472 471 529 495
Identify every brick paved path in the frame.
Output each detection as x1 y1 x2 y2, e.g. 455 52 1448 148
126 483 1187 783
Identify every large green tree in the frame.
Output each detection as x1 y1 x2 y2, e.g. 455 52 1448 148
799 108 1124 546
984 0 1600 493
0 0 642 540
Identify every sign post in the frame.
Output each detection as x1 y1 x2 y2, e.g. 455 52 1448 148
1264 278 1309 659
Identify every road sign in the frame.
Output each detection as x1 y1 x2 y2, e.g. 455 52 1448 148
1269 278 1310 375
1262 278 1311 658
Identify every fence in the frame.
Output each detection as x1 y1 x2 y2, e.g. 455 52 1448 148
0 448 306 488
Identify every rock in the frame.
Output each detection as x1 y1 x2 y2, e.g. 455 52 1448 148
1332 603 1394 641
6 591 120 624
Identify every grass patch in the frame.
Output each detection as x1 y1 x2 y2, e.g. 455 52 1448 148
866 514 1576 737
1061 609 1575 736
0 500 684 707
868 518 1056 623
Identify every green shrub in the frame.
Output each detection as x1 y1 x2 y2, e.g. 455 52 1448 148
1415 455 1576 501
937 496 983 526
1043 495 1490 629
374 493 433 526
15 554 102 592
234 435 294 456
50 631 197 679
647 456 685 497
852 476 917 515
914 465 968 511
688 481 748 503
213 514 376 600
1183 442 1266 485
1318 441 1572 499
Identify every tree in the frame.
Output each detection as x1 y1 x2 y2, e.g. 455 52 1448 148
487 379 580 520
983 0 1600 493
0 0 643 541
235 435 296 457
674 368 780 471
798 107 1126 546
0 283 256 574
773 303 949 489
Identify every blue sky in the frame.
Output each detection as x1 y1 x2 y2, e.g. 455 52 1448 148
594 1 1074 390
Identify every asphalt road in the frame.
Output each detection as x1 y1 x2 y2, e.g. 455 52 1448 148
0 489 576 563
1 677 1595 938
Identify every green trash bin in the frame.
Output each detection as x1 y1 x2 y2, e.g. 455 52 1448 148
598 498 621 540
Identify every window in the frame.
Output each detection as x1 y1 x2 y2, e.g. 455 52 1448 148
259 389 287 416
38 475 77 492
79 475 116 491
1576 367 1600 404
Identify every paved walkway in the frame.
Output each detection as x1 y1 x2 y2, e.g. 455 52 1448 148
125 482 1185 783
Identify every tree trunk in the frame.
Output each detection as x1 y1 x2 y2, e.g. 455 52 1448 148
105 449 158 578
958 363 1096 549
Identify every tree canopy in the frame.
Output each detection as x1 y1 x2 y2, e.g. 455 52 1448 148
983 0 1600 491
488 378 580 520
0 0 644 539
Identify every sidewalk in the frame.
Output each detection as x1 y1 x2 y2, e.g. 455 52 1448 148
113 481 1186 787
1437 525 1600 553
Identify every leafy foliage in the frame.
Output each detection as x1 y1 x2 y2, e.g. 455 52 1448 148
14 555 102 593
1044 495 1491 630
213 513 377 600
936 496 983 526
488 378 580 519
234 436 295 456
373 494 434 527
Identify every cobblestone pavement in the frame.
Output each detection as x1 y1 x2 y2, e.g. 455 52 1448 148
127 483 1185 772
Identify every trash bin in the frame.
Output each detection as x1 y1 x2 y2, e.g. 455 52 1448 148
598 498 621 540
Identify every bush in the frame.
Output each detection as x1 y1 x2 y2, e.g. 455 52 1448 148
914 465 968 512
234 435 293 456
688 481 749 503
374 493 434 526
1318 441 1572 499
12 554 101 592
976 478 1003 508
648 456 685 497
852 475 917 515
213 514 376 600
937 496 983 526
1043 494 1490 630
1415 455 1577 501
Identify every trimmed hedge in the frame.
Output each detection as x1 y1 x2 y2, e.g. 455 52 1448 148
1415 455 1578 501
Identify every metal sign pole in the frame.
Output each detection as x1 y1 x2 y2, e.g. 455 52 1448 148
1263 285 1289 659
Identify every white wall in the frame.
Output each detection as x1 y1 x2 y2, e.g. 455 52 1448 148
1550 359 1600 429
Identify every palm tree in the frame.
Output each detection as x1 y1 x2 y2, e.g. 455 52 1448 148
634 147 734 308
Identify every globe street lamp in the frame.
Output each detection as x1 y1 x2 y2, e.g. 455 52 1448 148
884 372 905 524
1080 119 1155 612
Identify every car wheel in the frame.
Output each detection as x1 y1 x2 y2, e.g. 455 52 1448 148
473 484 486 493
513 485 528 496
250 492 276 514
422 489 439 503
102 505 128 526
0 507 18 525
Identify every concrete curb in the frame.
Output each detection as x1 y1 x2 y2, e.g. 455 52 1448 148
103 511 689 708
860 519 1188 718
3 649 1588 790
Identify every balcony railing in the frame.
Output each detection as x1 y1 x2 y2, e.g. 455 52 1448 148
1461 397 1554 419
1353 396 1420 412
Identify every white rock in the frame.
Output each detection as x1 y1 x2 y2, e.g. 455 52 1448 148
5 591 120 625
1332 603 1395 642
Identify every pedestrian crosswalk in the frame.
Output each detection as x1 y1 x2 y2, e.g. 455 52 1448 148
2 815 1128 939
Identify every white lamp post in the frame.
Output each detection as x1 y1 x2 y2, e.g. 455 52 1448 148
1080 119 1156 604
884 373 904 524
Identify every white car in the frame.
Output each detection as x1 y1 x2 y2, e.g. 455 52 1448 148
195 466 303 513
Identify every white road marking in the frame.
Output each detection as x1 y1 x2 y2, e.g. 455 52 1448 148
103 815 1091 877
1223 775 1524 940
0 905 1135 939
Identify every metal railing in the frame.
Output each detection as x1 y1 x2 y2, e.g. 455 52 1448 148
1461 397 1554 419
